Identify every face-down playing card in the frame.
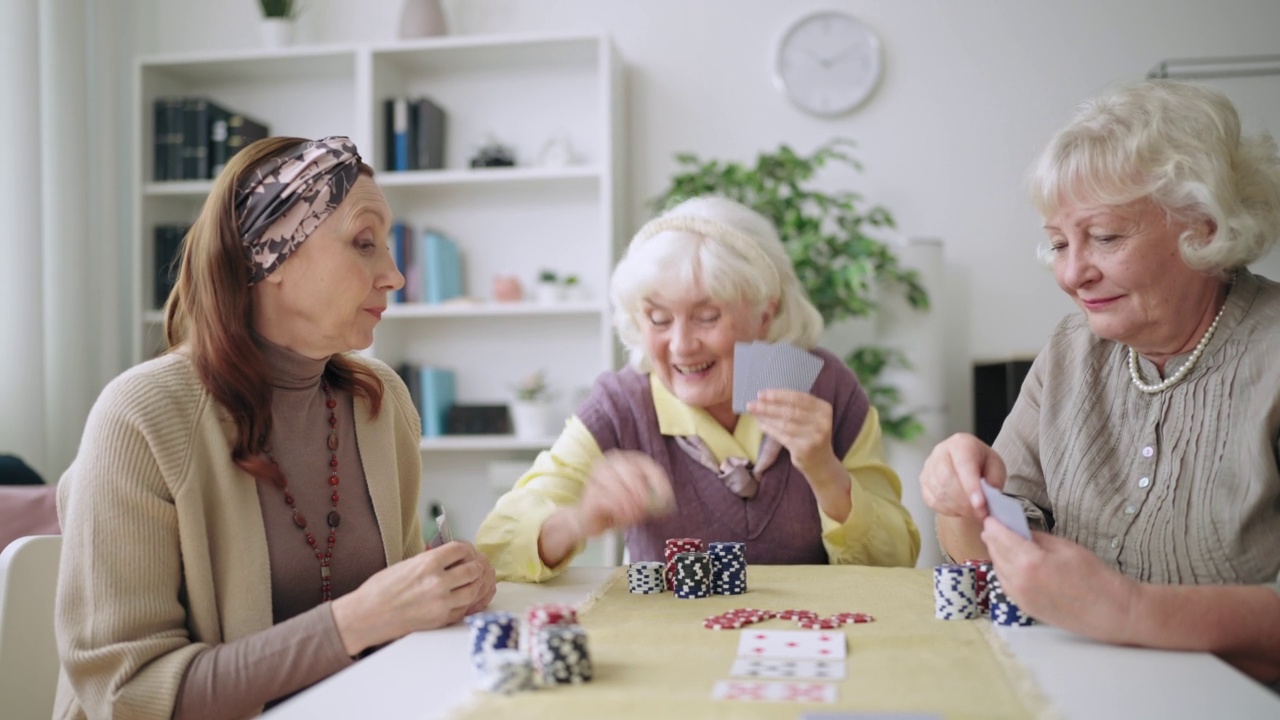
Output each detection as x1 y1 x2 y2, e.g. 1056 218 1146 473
732 341 824 413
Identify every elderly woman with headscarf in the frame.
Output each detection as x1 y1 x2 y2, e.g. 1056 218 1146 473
54 137 497 719
477 196 920 580
920 80 1280 686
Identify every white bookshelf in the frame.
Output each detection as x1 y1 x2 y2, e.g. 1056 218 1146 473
133 34 625 560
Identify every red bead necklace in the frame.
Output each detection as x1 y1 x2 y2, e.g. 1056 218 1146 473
270 379 341 602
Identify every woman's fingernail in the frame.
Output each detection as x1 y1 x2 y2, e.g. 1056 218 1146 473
971 492 983 507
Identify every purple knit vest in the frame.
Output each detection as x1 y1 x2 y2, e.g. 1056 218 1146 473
577 347 869 565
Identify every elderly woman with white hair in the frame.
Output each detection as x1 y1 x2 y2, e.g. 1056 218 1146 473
920 80 1280 685
477 196 920 580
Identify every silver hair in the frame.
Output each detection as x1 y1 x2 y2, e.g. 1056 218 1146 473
610 196 824 371
1028 80 1280 274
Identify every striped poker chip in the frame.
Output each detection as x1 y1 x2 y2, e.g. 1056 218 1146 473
963 559 993 614
708 541 749 595
832 612 874 624
933 564 978 620
665 538 706 591
776 609 819 620
702 614 749 630
627 561 665 594
726 608 775 619
991 601 1035 627
466 611 519 665
535 624 593 684
522 603 577 664
797 616 844 630
674 551 711 599
473 649 536 694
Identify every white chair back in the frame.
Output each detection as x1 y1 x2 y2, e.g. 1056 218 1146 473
0 534 62 719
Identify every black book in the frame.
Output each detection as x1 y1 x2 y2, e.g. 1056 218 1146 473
208 102 233 178
164 98 185 182
383 98 397 171
153 224 186 309
152 99 169 181
188 98 233 180
414 96 446 170
225 113 271 165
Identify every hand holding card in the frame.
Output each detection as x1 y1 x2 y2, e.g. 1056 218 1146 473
979 479 1032 541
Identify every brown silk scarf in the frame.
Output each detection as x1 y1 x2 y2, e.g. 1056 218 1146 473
673 434 782 499
235 136 361 284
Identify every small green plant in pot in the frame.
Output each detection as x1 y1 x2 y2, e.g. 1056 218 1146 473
259 0 298 19
652 139 930 440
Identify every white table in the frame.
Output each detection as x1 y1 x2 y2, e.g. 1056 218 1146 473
264 567 1280 720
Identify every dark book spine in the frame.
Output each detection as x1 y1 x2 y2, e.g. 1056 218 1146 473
190 98 211 180
208 104 231 178
153 224 185 309
415 97 446 170
408 100 421 171
181 98 202 180
165 98 184 182
383 98 396 171
152 99 168 181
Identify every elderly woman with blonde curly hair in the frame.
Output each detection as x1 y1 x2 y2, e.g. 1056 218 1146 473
920 80 1280 686
477 196 920 580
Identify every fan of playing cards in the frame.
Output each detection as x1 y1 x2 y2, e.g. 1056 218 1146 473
732 341 824 413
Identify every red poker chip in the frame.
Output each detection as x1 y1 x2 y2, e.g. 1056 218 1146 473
703 615 748 630
797 617 843 629
832 612 875 624
727 608 775 618
776 609 818 620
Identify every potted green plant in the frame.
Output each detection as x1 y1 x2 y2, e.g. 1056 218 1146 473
652 139 930 440
509 370 557 440
561 274 585 302
535 269 562 304
258 0 298 47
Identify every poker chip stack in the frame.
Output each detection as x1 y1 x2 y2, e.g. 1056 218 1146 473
987 571 1035 627
708 541 748 595
466 611 519 667
627 561 665 594
933 564 979 620
963 559 993 615
521 603 578 666
534 623 594 684
664 538 706 590
473 649 537 694
672 551 712 599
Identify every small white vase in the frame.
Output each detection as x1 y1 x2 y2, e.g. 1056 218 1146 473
260 18 294 48
399 0 448 39
535 281 564 305
510 400 555 440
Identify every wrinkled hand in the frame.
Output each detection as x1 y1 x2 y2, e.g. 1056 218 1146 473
333 541 496 655
748 389 837 477
920 433 1007 522
575 450 675 538
982 518 1138 642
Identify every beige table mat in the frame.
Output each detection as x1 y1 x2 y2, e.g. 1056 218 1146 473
454 565 1054 719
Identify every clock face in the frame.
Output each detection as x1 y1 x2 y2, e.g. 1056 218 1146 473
774 11 883 117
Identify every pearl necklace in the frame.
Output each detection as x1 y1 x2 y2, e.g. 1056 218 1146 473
1127 303 1228 394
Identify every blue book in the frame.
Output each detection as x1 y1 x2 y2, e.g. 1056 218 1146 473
418 367 455 437
423 231 463 304
393 97 410 171
390 222 407 303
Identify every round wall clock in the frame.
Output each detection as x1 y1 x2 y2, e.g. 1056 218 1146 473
773 10 884 117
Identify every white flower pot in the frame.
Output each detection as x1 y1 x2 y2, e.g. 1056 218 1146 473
510 400 556 440
535 281 564 305
260 18 294 48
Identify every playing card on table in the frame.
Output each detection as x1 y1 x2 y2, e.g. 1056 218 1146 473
731 658 846 680
426 509 453 549
732 341 824 413
800 714 941 719
712 680 838 703
737 630 846 660
980 479 1033 541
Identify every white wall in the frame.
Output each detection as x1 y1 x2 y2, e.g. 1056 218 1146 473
131 0 1280 443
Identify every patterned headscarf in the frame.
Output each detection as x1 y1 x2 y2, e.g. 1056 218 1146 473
235 136 361 284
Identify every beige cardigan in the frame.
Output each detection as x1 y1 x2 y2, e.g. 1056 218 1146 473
53 352 423 719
